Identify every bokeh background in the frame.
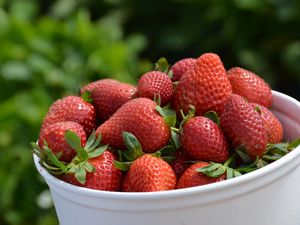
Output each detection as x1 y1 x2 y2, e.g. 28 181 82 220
0 0 299 224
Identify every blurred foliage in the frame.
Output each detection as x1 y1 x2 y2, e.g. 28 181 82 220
0 0 149 225
0 0 299 224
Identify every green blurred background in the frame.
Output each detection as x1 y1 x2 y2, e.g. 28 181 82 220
0 0 299 224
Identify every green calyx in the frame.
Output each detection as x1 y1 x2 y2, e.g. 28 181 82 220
155 105 177 128
154 57 170 74
197 155 242 180
114 132 144 172
81 90 93 104
204 111 220 127
199 137 300 180
178 105 196 132
114 131 177 171
154 57 175 80
32 130 107 184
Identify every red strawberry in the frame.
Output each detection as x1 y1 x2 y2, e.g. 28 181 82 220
220 94 268 158
137 71 173 106
227 67 272 108
180 116 229 162
38 121 86 162
80 78 119 94
122 154 176 192
172 53 232 117
63 151 122 191
249 103 283 144
171 148 192 178
177 162 226 189
170 58 196 81
41 95 97 136
91 79 137 122
96 98 170 153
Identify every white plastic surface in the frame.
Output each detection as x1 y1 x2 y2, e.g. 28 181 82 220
34 91 300 225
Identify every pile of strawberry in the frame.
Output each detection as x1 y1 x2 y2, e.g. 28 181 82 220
32 52 300 192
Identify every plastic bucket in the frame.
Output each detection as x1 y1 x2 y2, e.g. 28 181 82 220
34 91 300 225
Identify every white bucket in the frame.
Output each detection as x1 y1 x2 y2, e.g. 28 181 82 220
34 91 300 225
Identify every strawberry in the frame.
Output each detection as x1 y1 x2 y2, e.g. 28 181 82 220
38 121 86 162
220 94 268 158
249 103 283 144
171 148 192 178
137 71 173 106
91 79 137 122
177 162 226 189
170 58 196 82
96 98 171 153
227 67 272 108
41 95 97 136
63 150 122 191
180 116 229 162
172 53 232 118
80 78 119 94
122 154 176 192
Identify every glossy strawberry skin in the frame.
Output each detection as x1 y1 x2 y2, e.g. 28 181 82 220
227 67 272 108
180 116 229 162
250 103 283 144
122 154 176 192
220 94 268 158
137 71 173 106
96 98 170 153
91 79 137 122
41 96 97 136
172 53 232 117
80 78 119 94
62 151 123 191
38 121 86 162
177 162 226 189
170 58 196 82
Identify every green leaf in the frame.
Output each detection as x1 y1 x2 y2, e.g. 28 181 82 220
83 162 95 173
87 133 102 152
262 154 282 161
235 146 253 163
211 166 226 178
31 142 43 159
197 163 224 178
157 145 176 156
161 155 176 164
43 146 67 171
226 167 234 179
65 130 88 160
233 170 242 177
81 90 93 103
266 142 289 155
204 111 220 127
155 106 177 127
75 166 87 184
85 130 97 150
88 145 107 158
171 130 180 149
154 57 169 74
113 160 132 172
288 138 300 150
122 132 144 160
